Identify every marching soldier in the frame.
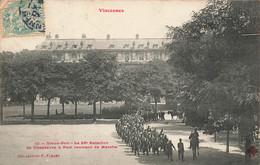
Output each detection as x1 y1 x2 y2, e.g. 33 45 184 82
178 138 184 161
166 140 176 161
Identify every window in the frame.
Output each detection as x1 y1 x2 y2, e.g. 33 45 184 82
80 41 84 48
109 44 115 49
56 45 62 49
153 52 159 59
117 54 123 60
87 44 93 49
65 42 68 49
138 52 144 60
72 53 77 62
131 53 136 60
138 44 144 49
153 44 159 49
124 53 130 62
41 45 47 49
57 54 63 61
124 44 129 49
73 45 77 49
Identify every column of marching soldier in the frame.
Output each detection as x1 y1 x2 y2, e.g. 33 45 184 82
116 114 185 161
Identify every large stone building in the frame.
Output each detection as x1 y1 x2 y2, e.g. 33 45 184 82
35 33 169 63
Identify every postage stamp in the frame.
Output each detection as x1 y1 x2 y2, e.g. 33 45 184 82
1 0 45 37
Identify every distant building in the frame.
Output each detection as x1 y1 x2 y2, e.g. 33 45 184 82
34 33 169 105
35 33 169 63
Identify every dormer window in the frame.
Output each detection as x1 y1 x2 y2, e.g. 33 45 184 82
56 45 62 49
80 41 84 48
138 44 144 49
109 44 115 49
153 44 159 49
41 45 47 49
87 44 93 49
48 42 53 49
65 42 68 49
124 44 129 49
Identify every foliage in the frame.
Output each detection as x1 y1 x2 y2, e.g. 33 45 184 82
166 0 259 155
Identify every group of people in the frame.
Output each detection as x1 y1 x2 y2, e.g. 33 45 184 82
115 114 186 161
141 111 166 122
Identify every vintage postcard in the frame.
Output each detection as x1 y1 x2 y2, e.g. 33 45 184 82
0 0 259 165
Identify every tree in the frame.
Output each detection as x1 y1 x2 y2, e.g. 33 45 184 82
79 50 118 122
2 50 55 123
1 51 29 117
55 62 71 114
38 52 61 116
0 51 16 123
65 62 83 116
166 0 259 158
139 60 175 114
115 66 144 114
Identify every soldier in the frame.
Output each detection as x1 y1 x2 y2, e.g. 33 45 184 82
166 140 176 161
189 131 193 148
189 128 199 149
178 138 184 161
158 129 164 138
134 137 140 156
146 126 152 132
162 135 168 153
141 137 149 156
152 128 157 138
152 137 160 155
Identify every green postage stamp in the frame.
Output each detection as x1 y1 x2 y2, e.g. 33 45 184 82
1 0 45 37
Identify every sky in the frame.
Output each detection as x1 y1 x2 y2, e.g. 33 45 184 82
0 0 206 52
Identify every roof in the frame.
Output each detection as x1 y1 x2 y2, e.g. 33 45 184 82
35 38 170 50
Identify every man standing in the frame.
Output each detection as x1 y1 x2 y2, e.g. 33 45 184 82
166 140 176 161
189 128 199 148
178 138 184 161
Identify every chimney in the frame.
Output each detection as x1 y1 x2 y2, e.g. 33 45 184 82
107 34 110 40
55 34 59 39
82 33 86 39
46 32 51 39
136 34 139 39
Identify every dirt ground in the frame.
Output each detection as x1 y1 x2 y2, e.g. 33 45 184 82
0 115 259 165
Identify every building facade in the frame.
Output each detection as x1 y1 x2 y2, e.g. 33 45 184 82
35 34 169 63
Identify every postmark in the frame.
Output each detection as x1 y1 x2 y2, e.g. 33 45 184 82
1 0 45 37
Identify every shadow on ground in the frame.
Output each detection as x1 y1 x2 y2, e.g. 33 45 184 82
2 119 117 125
122 146 259 165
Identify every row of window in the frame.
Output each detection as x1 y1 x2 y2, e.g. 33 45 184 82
118 52 163 62
41 43 160 50
54 52 164 62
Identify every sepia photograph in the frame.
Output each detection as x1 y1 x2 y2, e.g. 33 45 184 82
0 0 259 165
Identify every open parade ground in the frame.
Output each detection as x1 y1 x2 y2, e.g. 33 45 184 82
0 114 258 165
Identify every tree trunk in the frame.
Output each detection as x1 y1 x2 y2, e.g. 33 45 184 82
0 97 3 124
214 131 217 142
23 102 25 116
125 100 130 114
154 97 158 114
99 100 102 116
130 102 132 115
62 102 64 113
47 99 51 117
245 136 251 163
238 130 241 145
93 101 96 122
75 101 77 116
31 100 35 123
226 129 229 153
